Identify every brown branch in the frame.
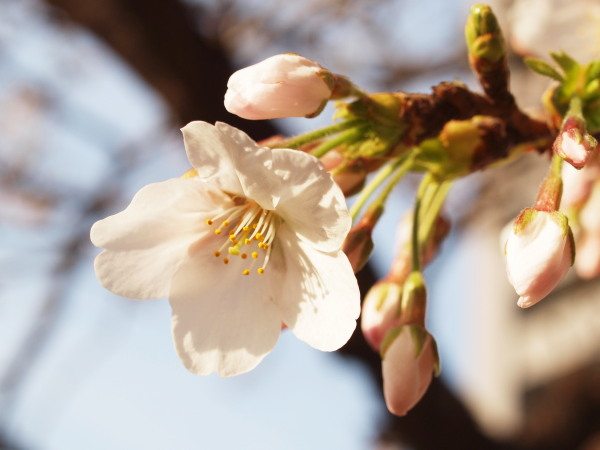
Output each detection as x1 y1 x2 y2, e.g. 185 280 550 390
42 0 277 140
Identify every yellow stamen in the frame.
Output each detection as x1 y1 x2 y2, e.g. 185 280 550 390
215 229 222 235
206 219 213 225
257 268 265 275
243 269 250 276
251 252 258 259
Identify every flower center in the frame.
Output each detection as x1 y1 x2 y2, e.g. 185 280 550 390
205 199 278 276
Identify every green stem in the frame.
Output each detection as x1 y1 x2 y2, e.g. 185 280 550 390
566 96 583 121
371 154 416 206
349 153 414 221
535 153 563 212
411 173 433 271
310 125 366 158
268 119 363 150
418 180 452 245
411 197 422 272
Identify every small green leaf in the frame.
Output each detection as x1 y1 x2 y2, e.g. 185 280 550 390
586 60 600 81
524 57 564 82
550 51 579 74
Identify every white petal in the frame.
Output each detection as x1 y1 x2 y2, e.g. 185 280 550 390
91 178 230 299
215 122 280 209
181 121 244 196
170 253 282 377
273 224 360 351
183 121 284 209
272 148 351 252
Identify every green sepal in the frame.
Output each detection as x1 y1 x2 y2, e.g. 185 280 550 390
585 60 600 82
524 57 564 82
548 210 570 236
512 208 538 235
550 51 579 75
380 326 404 359
333 93 406 158
408 324 429 359
430 335 441 377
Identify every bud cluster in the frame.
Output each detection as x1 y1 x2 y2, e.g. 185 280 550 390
219 2 600 418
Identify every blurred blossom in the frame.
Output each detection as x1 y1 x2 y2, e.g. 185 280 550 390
509 0 600 61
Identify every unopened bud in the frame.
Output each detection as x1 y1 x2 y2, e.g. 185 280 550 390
381 325 439 416
343 206 383 272
505 208 574 308
400 271 427 325
225 54 334 120
361 280 403 351
554 116 598 169
465 4 505 64
320 150 367 196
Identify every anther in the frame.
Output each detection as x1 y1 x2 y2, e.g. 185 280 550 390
213 251 220 257
243 269 250 276
223 258 229 264
257 268 265 275
251 252 258 259
222 221 229 227
206 219 213 225
215 229 222 235
241 253 248 259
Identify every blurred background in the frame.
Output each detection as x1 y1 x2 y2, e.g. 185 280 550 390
0 0 599 449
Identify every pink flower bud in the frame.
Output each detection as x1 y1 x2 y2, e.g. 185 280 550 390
505 209 574 308
553 116 599 170
320 151 367 196
224 54 333 120
381 325 438 416
361 281 403 351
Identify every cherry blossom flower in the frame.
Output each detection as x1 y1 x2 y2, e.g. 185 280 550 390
91 121 360 377
505 208 574 308
381 325 438 416
224 54 333 120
